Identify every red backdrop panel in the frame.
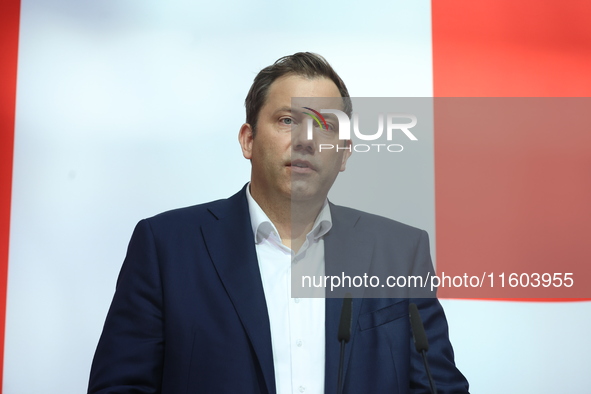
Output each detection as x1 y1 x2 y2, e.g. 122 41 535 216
0 0 21 386
432 0 591 97
431 0 591 299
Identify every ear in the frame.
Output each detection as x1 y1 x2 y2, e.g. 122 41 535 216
339 139 352 172
238 123 254 160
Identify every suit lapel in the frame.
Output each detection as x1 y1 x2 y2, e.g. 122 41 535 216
324 205 374 393
200 188 276 394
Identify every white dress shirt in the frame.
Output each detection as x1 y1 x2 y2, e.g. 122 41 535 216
246 186 330 394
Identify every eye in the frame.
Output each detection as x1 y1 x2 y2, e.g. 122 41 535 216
280 117 296 127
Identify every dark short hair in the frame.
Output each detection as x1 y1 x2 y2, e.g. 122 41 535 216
245 52 352 135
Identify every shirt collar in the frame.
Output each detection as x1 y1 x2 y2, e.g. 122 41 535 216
246 183 332 245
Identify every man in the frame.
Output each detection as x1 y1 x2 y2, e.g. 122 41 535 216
88 52 469 393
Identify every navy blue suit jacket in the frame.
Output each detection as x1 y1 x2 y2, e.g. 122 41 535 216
88 186 469 393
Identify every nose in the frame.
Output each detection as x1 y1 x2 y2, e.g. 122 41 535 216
292 118 316 153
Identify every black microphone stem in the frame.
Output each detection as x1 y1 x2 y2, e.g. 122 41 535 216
336 294 352 394
337 340 346 394
421 349 437 394
409 302 438 394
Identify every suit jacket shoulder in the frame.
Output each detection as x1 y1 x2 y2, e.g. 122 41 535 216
329 202 427 243
145 187 247 230
89 185 277 394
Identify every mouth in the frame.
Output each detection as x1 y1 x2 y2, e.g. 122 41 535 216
288 159 316 172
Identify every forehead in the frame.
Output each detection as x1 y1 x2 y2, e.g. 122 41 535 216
262 75 343 113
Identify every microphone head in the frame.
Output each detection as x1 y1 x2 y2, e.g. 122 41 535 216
338 294 353 343
409 302 429 352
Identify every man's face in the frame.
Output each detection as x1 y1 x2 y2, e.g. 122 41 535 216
239 75 351 204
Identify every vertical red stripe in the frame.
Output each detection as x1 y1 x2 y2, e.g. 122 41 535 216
431 1 591 299
0 0 21 387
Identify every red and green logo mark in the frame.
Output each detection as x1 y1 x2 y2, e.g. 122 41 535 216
302 107 329 131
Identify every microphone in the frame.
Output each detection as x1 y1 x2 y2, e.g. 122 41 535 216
409 302 437 394
337 293 353 394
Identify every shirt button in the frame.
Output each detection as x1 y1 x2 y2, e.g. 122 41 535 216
294 298 300 303
296 339 303 347
299 386 306 393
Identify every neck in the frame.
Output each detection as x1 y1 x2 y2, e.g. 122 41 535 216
250 186 325 252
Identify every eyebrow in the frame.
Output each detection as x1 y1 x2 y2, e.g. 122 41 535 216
273 106 293 116
272 106 308 118
272 106 339 120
